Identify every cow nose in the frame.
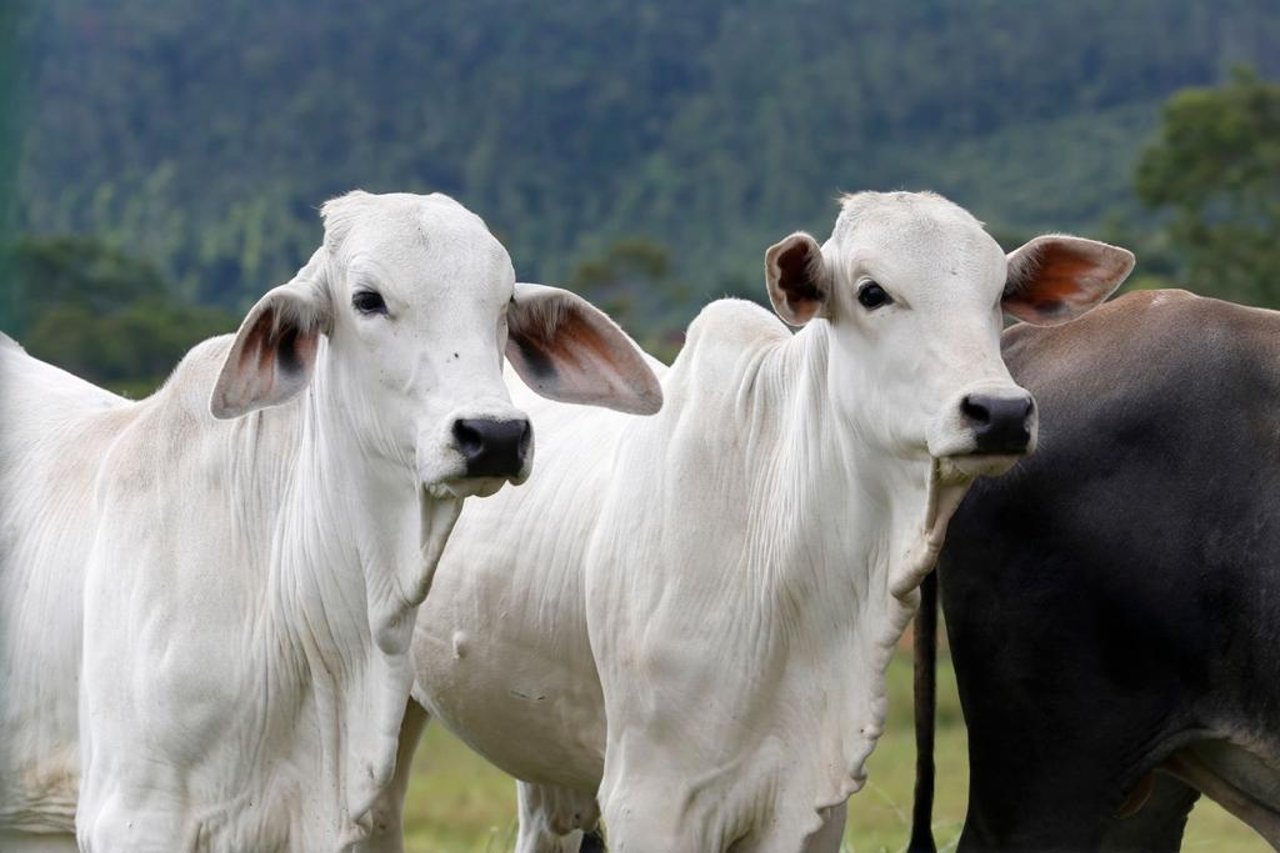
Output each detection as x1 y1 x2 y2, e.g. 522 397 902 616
961 394 1034 455
452 418 532 478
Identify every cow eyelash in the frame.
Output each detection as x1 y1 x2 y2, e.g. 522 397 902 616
352 289 388 316
856 280 893 310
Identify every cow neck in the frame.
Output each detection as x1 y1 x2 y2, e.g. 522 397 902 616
743 321 939 613
259 343 461 842
733 319 965 815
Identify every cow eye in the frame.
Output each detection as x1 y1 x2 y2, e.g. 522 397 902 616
856 281 892 310
352 290 388 316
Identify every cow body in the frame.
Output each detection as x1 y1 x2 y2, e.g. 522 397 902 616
417 302 950 850
0 338 135 849
936 290 1280 850
406 192 1133 851
0 192 660 852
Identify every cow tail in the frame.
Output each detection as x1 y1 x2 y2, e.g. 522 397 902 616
907 569 939 853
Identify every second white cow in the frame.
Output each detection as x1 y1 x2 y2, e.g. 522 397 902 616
404 191 1134 851
0 191 661 851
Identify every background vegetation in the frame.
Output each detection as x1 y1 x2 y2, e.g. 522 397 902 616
5 1 1280 383
3 2 1278 850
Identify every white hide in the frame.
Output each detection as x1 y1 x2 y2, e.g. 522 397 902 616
408 192 1133 851
0 192 660 852
0 336 133 846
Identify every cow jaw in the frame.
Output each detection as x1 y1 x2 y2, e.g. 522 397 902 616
413 492 464 607
432 476 511 499
937 452 1022 481
890 447 1024 600
890 458 975 599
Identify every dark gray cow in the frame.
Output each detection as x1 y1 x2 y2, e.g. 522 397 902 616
912 289 1280 851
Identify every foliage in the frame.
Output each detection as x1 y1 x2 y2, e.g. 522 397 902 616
3 235 237 393
1136 68 1280 305
0 0 29 331
8 3 1280 391
566 237 705 361
14 1 1280 321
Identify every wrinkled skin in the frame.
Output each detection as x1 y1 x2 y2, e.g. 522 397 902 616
398 192 1133 851
0 191 661 852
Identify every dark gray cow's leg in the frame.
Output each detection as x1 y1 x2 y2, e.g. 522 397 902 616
950 645 1191 853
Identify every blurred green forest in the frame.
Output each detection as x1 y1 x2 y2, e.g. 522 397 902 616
3 0 1280 390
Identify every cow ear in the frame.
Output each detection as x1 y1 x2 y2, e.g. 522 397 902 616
210 254 333 419
765 231 832 326
1003 235 1135 326
506 283 663 415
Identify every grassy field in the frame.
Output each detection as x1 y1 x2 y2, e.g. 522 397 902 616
403 651 1265 852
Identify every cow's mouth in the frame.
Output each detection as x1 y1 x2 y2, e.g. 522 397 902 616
428 476 513 499
937 452 1024 482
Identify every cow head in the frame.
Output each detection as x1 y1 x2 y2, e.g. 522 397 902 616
765 191 1132 481
210 191 661 500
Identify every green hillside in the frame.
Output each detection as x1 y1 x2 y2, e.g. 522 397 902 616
12 1 1280 322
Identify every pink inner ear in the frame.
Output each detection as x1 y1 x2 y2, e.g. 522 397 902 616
767 234 829 326
213 300 324 418
240 306 279 383
513 311 592 377
507 293 661 415
1005 238 1130 325
777 242 824 305
1019 248 1098 315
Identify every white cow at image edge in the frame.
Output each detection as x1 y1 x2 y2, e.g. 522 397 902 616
403 191 1135 852
0 190 661 852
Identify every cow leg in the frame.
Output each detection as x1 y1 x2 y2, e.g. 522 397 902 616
354 700 432 853
958 740 1201 853
516 781 602 853
955 713 1140 852
800 802 847 852
0 830 79 852
76 800 185 852
1100 772 1198 852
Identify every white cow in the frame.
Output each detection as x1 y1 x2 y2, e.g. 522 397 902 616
0 190 661 852
403 192 1135 851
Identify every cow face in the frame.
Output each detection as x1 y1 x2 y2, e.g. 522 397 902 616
210 191 661 499
765 191 1132 480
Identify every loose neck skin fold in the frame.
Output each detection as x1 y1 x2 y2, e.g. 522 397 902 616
734 319 957 618
594 310 974 849
240 339 462 842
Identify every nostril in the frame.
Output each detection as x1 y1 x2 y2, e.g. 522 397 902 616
963 393 1035 455
452 420 484 459
453 418 531 478
961 395 991 425
516 420 532 460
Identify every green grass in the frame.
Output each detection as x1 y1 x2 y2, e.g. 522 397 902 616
404 651 1266 852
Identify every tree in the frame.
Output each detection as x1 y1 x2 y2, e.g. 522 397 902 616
1135 67 1280 305
568 237 695 361
4 235 237 394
